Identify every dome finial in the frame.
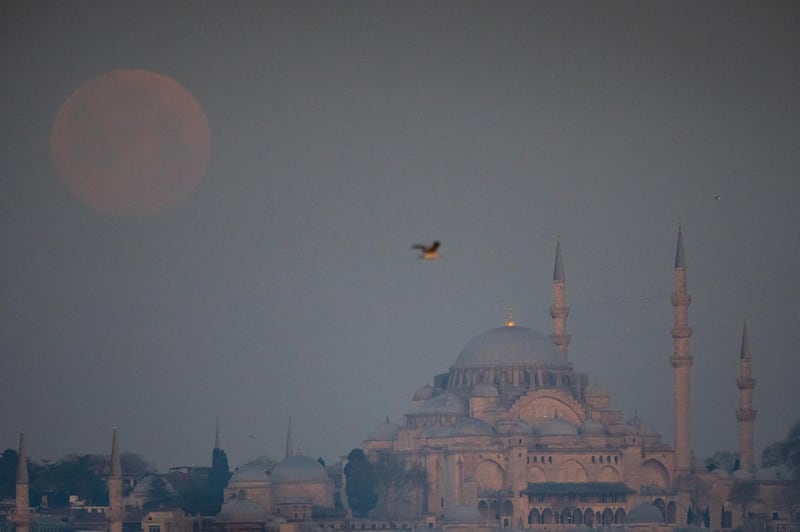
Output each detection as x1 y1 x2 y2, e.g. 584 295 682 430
505 307 515 327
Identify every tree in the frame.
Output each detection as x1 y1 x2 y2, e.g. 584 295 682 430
760 419 800 479
704 451 739 473
371 451 426 521
207 448 231 515
121 452 150 477
344 449 377 518
143 475 176 511
677 472 710 525
0 449 19 499
728 480 758 521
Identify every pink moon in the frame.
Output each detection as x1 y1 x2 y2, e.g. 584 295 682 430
51 69 211 216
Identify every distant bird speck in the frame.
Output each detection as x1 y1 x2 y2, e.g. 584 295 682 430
713 194 722 200
412 241 440 260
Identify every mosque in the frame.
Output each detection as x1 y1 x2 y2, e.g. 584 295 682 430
7 229 799 532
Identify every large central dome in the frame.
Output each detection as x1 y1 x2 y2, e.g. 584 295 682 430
452 326 568 369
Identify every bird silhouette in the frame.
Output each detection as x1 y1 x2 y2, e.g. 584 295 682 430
713 194 722 200
412 241 440 259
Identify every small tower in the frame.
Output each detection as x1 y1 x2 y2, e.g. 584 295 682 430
108 428 123 532
549 239 571 358
14 432 31 532
670 226 693 474
736 321 757 471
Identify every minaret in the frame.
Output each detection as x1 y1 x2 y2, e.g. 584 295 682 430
736 321 757 471
670 226 693 474
549 239 571 358
14 432 31 532
285 417 294 459
108 427 123 532
215 418 221 450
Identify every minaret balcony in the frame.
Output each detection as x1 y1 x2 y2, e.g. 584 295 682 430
670 326 692 338
669 354 694 368
736 408 757 421
736 377 755 389
549 306 570 319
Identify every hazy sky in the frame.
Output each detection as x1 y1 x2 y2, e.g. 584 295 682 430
2 1 799 471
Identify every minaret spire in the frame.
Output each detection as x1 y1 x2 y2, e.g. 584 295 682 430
14 432 30 532
108 427 123 532
670 225 693 474
737 320 757 471
285 417 294 459
549 238 571 358
215 418 221 450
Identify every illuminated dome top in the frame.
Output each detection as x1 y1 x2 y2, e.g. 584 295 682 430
229 466 271 484
365 418 402 441
271 455 330 484
452 326 568 369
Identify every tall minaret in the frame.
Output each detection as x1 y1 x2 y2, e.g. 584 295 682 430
670 226 693 474
285 417 294 459
14 432 31 532
215 418 221 450
736 321 757 471
549 239 571 358
108 428 123 532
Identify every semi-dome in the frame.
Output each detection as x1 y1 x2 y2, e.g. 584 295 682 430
229 466 271 484
495 416 533 435
579 419 608 435
366 418 402 441
216 498 271 523
471 383 499 397
626 503 664 524
452 326 569 369
421 418 494 438
412 392 466 416
535 417 578 436
271 455 331 484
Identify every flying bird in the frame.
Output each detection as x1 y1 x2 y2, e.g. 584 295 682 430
412 240 440 260
713 194 722 200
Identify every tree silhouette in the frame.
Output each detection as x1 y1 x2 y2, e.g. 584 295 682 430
344 449 377 518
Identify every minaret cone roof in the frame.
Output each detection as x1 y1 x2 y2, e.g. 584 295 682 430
553 239 565 281
16 432 28 484
740 320 751 360
285 417 294 460
110 427 121 478
674 225 686 268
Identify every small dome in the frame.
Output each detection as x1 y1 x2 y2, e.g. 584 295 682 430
754 465 792 480
712 468 731 479
579 419 608 435
130 475 176 499
452 326 569 369
444 505 484 523
413 384 433 401
421 418 494 438
626 503 664 524
536 417 578 436
271 455 330 484
230 466 270 484
495 417 532 435
216 498 271 523
471 384 499 398
366 419 401 441
412 392 466 416
626 414 659 436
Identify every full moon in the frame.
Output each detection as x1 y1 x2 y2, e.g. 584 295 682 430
51 69 210 216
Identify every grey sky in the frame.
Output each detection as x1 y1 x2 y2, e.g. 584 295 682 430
1 1 799 470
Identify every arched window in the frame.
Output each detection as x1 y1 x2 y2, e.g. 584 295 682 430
528 509 540 525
